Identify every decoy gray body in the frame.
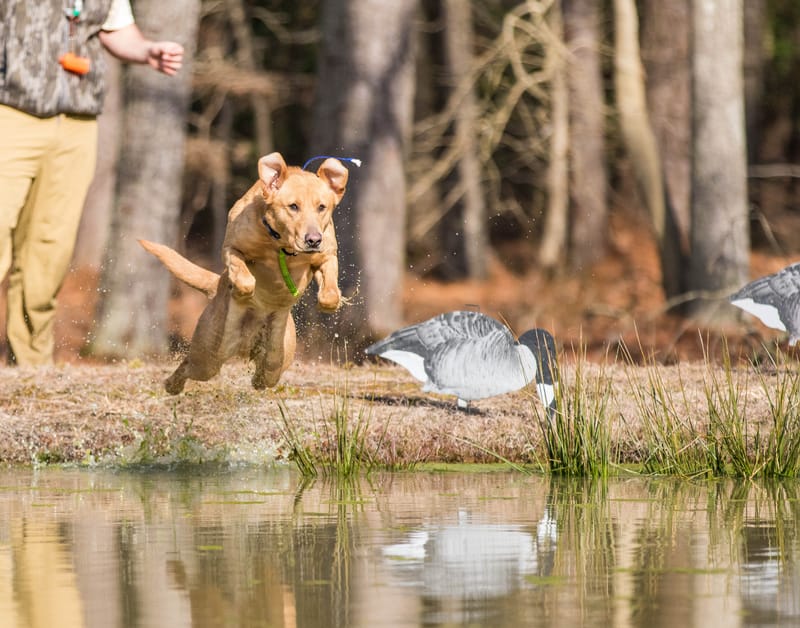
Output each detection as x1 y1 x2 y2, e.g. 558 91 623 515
730 261 800 345
365 310 558 413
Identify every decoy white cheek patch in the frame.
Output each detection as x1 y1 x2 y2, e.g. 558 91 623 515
380 350 428 382
730 298 787 332
516 345 538 383
536 383 556 410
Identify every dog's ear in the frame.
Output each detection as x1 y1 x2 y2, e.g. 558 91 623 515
258 153 288 192
317 158 349 200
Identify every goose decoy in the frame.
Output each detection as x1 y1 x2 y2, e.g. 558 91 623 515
729 261 800 346
365 310 558 414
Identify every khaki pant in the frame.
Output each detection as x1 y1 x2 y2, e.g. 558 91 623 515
0 104 98 365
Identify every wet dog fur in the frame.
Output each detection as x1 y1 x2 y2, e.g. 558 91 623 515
139 152 348 394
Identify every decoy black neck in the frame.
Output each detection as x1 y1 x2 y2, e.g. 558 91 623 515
519 329 558 386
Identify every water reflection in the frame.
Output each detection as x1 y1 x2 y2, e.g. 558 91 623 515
0 468 799 627
381 511 556 609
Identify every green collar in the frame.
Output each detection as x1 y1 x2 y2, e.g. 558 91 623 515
278 249 299 297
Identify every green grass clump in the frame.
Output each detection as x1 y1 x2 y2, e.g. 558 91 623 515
757 354 800 477
702 339 753 476
277 379 386 478
277 402 318 477
700 339 800 478
622 344 709 477
625 335 800 479
535 342 614 477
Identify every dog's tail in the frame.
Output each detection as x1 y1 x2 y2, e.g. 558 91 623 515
138 239 220 298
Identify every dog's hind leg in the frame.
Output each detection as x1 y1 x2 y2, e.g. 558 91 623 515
164 355 224 394
163 296 231 394
165 359 191 394
251 311 295 389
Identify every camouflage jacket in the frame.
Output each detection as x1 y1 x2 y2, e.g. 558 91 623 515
0 0 113 117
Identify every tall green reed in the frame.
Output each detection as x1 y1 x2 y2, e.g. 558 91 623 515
701 338 754 476
534 340 614 477
621 340 710 477
754 348 800 477
627 334 800 478
277 379 383 478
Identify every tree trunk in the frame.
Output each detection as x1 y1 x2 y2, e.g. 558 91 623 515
539 2 569 271
227 0 272 157
688 0 749 322
743 0 765 164
613 0 685 299
639 0 691 270
303 0 417 351
210 102 232 271
562 0 608 269
89 0 200 357
438 0 488 280
73 55 121 269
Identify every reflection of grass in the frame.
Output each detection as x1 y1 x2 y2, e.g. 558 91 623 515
524 574 569 586
613 566 729 575
547 476 615 583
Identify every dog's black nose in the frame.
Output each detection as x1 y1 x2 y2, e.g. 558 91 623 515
305 232 322 248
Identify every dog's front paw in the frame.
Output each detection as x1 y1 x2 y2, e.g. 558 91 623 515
317 288 341 313
229 271 256 298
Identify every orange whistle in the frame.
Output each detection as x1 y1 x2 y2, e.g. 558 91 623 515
59 52 91 76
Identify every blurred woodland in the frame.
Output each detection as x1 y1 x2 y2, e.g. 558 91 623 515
63 0 800 361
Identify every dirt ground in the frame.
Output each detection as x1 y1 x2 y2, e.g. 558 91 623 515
0 212 796 466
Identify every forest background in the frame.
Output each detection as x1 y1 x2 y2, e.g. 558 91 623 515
5 0 800 367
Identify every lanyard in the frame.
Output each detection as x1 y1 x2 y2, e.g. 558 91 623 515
60 0 91 75
278 249 299 297
66 0 83 19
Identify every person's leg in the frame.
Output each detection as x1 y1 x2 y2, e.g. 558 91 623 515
7 114 98 365
0 105 51 365
0 105 46 293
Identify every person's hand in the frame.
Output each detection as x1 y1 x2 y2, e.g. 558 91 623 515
146 41 184 75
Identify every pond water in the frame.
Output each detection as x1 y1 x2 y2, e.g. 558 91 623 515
0 465 799 628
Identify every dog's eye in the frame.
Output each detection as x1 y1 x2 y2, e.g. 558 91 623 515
288 203 299 212
318 204 326 213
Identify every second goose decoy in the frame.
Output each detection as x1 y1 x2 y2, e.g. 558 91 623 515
729 261 800 346
365 310 558 414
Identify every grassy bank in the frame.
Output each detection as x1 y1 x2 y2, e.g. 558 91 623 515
0 344 797 477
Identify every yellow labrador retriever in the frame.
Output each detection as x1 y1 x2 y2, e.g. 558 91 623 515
140 152 348 393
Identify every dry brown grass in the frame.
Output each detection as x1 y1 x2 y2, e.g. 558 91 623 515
0 355 780 468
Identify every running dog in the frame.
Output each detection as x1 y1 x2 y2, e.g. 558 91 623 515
140 152 348 393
